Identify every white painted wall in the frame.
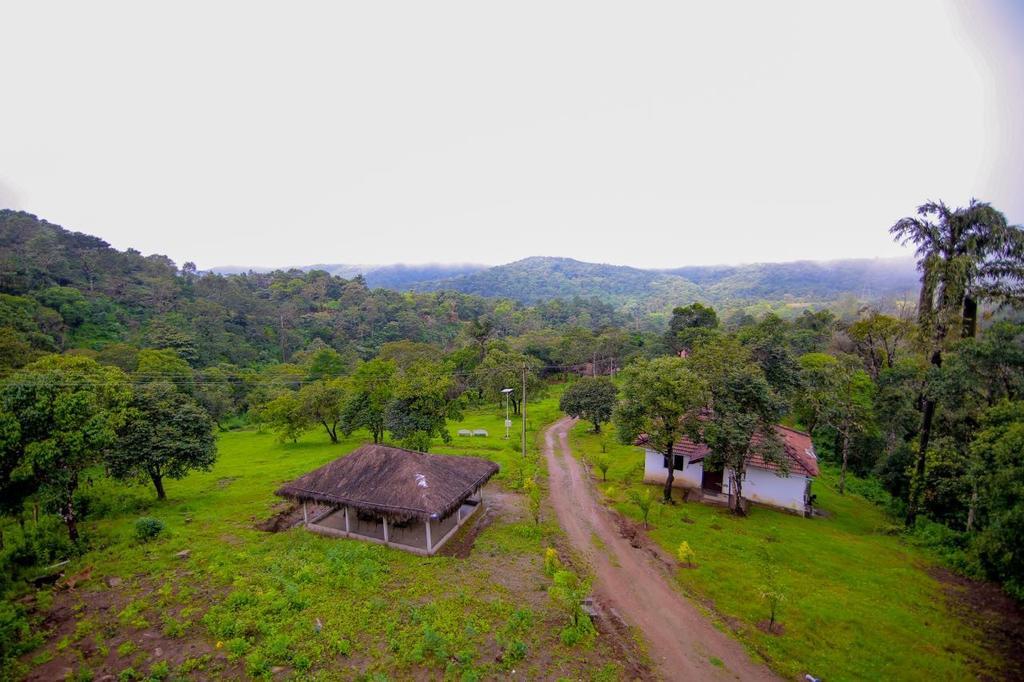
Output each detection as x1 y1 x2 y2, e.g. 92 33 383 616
642 448 810 514
643 448 702 488
723 466 809 514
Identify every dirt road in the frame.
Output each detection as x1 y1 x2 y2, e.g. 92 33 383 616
543 417 778 681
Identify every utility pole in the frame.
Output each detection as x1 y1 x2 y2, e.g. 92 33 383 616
521 365 527 458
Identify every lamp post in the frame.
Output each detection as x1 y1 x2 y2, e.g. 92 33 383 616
501 388 514 439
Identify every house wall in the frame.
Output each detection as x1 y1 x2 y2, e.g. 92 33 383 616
642 448 811 514
642 448 702 488
722 467 809 514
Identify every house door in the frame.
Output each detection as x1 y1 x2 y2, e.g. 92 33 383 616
701 469 723 494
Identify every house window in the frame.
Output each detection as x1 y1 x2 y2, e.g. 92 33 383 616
662 454 686 471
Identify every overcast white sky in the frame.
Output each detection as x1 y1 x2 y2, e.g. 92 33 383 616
1 1 1022 269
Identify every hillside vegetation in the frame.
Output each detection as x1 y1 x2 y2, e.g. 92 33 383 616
6 397 636 681
570 421 997 681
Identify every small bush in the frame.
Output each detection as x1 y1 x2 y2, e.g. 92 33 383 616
133 517 166 543
543 547 561 578
147 660 170 681
677 541 696 567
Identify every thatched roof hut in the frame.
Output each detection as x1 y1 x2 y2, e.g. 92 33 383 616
276 444 499 524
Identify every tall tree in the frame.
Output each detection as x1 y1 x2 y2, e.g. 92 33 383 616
665 303 719 354
298 379 348 443
342 359 395 443
845 311 913 380
560 377 618 433
109 382 216 499
969 400 1024 594
689 340 785 514
385 360 462 451
473 347 543 415
891 199 1024 525
613 357 706 502
0 355 130 541
798 353 874 494
258 390 310 443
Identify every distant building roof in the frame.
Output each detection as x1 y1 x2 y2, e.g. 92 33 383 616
637 425 819 477
276 445 499 522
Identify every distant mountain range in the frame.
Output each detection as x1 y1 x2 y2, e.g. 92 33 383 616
212 256 919 309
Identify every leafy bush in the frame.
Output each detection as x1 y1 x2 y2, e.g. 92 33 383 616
677 541 696 567
0 516 77 593
627 489 654 529
0 599 41 676
133 517 166 543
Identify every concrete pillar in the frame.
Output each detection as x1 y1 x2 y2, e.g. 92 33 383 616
457 506 462 524
425 519 433 553
344 507 350 533
382 517 389 544
302 502 308 525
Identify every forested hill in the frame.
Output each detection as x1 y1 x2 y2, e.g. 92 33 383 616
411 255 918 307
0 210 617 368
213 262 489 289
217 255 919 309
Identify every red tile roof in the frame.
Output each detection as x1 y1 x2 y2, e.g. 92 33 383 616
636 425 819 477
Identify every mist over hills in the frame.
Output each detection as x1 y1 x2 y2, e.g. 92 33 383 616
213 255 919 309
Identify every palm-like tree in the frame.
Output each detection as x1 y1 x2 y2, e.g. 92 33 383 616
891 199 1024 525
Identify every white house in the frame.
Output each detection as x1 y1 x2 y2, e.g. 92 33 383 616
640 425 819 516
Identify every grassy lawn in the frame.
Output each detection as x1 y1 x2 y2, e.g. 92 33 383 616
11 385 631 681
569 420 995 682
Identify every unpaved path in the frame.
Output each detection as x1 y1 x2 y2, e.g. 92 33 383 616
543 417 778 681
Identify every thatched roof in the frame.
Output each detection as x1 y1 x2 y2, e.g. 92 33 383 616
276 444 499 522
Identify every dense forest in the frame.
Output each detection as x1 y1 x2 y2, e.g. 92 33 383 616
215 254 920 312
1 203 1023 675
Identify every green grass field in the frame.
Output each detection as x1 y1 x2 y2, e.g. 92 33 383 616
569 420 996 682
11 386 631 681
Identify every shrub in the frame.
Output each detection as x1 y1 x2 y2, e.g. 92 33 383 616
548 569 594 647
677 541 696 567
147 660 170 680
523 478 542 524
627 489 654 529
133 517 166 543
543 548 561 578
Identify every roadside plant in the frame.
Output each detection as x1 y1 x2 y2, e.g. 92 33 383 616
627 488 655 529
524 477 542 524
591 454 610 482
543 547 561 577
677 541 696 567
548 568 594 646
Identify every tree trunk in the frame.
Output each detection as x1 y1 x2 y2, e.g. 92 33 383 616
62 497 79 543
593 420 601 434
662 441 675 503
839 429 850 495
906 397 935 526
151 471 167 500
322 420 338 443
907 349 942 527
966 482 978 533
730 469 745 516
962 296 978 339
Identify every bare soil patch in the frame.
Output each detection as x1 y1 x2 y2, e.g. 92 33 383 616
19 571 240 680
929 566 1024 681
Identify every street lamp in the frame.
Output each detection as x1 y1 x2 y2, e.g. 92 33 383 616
500 388 514 439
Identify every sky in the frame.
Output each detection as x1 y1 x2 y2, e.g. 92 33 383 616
1 1 1022 270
